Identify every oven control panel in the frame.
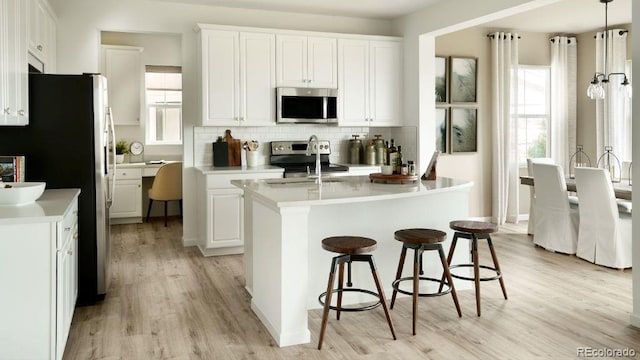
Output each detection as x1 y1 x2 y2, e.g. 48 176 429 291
271 140 331 155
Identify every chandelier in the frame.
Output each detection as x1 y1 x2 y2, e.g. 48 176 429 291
586 0 632 100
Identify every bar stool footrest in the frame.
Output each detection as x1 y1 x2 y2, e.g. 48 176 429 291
318 288 382 312
391 277 452 297
449 264 502 282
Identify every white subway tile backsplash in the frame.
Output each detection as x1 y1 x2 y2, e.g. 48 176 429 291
194 125 417 167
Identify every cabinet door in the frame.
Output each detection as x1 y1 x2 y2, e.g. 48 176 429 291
207 189 243 248
0 0 28 126
28 0 47 59
239 32 275 126
45 7 56 73
369 41 403 127
307 37 337 88
201 30 240 126
276 35 307 87
103 46 143 125
110 179 142 218
56 234 73 360
338 39 370 126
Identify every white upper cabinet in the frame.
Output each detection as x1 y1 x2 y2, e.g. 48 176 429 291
338 39 403 127
0 0 28 126
200 27 275 126
276 35 337 88
102 45 144 126
28 0 56 73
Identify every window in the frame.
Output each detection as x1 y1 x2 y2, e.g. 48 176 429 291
145 66 182 145
516 66 550 166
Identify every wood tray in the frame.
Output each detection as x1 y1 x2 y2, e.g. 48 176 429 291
369 173 419 184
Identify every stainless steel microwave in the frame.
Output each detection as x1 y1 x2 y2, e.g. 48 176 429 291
276 87 338 124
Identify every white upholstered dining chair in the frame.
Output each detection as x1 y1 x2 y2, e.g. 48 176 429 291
526 158 555 235
574 167 631 269
531 163 579 254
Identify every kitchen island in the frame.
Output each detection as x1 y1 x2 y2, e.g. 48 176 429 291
232 176 473 347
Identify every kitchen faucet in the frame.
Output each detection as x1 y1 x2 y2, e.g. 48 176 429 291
307 134 322 184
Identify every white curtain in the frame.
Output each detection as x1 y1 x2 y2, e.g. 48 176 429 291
550 36 577 172
490 32 519 224
595 29 631 162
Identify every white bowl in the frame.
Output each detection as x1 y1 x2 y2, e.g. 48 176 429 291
0 182 46 206
381 165 394 175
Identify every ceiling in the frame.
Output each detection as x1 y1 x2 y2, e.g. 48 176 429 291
482 0 632 34
148 0 442 19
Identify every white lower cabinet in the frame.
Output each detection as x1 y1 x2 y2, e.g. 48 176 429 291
0 191 79 360
197 170 283 256
110 168 142 222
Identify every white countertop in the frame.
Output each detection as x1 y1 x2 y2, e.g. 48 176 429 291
232 176 473 208
117 161 180 169
0 189 80 224
196 165 284 175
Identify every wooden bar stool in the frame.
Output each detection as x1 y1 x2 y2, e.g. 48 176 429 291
389 229 461 335
318 236 396 350
440 220 508 316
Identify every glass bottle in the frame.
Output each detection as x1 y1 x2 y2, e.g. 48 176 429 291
383 141 389 165
388 139 397 172
396 145 403 174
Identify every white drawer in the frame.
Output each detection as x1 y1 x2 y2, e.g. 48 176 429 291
115 168 142 180
58 200 78 249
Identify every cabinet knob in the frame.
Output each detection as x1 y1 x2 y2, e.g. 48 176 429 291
37 44 43 51
3 108 9 115
67 249 73 255
17 110 25 116
64 226 71 231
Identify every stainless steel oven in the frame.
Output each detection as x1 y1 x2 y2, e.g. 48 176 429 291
276 87 338 124
270 140 348 178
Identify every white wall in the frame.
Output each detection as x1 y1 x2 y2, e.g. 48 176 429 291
49 0 392 245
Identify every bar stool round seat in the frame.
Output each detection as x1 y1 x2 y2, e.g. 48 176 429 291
321 236 377 254
390 228 461 335
317 236 396 350
443 220 507 317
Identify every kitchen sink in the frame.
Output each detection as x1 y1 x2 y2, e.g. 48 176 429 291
264 177 347 185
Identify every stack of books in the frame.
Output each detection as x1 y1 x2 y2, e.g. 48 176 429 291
0 156 25 182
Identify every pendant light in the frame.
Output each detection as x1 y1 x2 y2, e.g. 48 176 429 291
586 0 632 100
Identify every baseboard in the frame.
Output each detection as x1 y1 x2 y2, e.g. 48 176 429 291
110 217 142 225
518 214 530 222
182 236 199 247
631 312 640 328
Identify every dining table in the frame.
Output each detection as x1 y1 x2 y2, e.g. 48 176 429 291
520 175 632 200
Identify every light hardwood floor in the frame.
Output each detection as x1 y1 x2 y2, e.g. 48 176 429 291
64 219 640 359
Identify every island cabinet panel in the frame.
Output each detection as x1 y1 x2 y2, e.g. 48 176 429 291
207 188 243 248
338 39 403 127
199 27 276 126
0 190 79 360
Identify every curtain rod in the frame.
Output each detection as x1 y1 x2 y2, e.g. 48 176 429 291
486 34 521 40
549 38 576 44
593 29 628 38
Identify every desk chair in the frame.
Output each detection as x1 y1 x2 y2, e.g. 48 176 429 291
147 162 182 226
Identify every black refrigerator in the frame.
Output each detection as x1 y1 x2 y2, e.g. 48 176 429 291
0 73 115 305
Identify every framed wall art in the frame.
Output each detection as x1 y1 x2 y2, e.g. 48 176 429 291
450 57 477 103
450 107 477 153
435 56 447 103
435 107 448 153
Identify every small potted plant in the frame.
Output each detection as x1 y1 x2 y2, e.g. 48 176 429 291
114 140 129 164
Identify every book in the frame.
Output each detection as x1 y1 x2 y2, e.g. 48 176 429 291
0 156 25 182
421 151 440 180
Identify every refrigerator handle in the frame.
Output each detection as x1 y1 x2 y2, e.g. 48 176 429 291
107 107 117 208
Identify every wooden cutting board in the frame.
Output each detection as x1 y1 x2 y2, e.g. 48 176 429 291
369 173 418 184
224 129 242 166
